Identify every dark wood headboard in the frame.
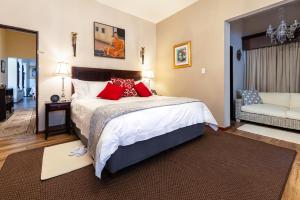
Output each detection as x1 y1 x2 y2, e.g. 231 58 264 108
71 66 142 93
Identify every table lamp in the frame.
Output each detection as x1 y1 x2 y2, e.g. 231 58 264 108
55 62 70 101
142 70 154 89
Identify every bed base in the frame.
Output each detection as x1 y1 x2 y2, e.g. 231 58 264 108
72 123 205 173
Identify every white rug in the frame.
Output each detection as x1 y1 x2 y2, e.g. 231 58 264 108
41 140 93 180
238 124 300 145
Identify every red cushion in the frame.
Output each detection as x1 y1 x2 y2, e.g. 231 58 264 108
111 78 138 97
97 82 125 100
134 82 152 97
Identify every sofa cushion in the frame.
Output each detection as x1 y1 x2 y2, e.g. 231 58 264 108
240 90 262 105
290 93 300 108
241 104 288 118
286 107 300 120
259 93 290 107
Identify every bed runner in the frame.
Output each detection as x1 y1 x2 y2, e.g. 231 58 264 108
88 97 199 160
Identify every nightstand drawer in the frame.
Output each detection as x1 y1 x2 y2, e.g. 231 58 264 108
47 103 70 111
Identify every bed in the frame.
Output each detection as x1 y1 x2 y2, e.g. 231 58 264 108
71 67 218 178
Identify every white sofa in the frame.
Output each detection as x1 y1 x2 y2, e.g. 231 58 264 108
236 93 300 130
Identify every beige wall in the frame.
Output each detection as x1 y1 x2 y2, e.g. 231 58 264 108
0 29 5 58
156 0 287 127
0 0 156 131
0 29 6 84
5 30 36 59
0 28 36 85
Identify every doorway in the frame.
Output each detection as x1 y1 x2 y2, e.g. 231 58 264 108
226 0 300 126
0 24 38 137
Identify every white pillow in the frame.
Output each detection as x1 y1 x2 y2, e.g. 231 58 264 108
71 93 79 100
290 93 300 108
72 79 110 99
259 92 290 107
86 81 109 98
71 79 89 99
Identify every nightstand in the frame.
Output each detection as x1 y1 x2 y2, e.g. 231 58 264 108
45 101 71 140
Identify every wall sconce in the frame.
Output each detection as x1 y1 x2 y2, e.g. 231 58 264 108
71 32 78 57
236 49 242 61
140 47 145 65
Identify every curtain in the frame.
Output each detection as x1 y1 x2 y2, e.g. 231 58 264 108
245 42 300 93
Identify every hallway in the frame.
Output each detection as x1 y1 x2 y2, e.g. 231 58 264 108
0 98 36 137
14 97 36 110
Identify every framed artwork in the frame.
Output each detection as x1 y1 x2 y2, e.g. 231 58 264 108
94 22 125 59
30 67 37 79
1 60 6 73
173 41 192 68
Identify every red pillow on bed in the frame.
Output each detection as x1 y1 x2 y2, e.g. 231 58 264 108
111 78 138 97
134 82 152 97
97 82 125 100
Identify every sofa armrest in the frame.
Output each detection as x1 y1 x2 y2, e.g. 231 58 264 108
235 99 243 119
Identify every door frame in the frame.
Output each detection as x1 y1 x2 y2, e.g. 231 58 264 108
0 23 39 134
230 46 234 121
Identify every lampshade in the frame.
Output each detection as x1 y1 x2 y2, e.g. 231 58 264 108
142 70 154 79
56 62 70 77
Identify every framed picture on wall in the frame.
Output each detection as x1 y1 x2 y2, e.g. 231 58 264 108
173 41 192 68
94 22 125 59
1 60 6 73
30 67 37 79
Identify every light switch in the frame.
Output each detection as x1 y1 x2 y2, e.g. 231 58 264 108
201 68 206 74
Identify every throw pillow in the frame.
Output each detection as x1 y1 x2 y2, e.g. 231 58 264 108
240 90 262 105
97 82 125 100
134 82 152 97
111 78 138 97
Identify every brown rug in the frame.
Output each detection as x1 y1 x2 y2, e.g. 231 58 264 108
0 128 296 200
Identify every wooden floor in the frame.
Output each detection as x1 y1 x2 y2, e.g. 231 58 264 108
14 97 36 110
0 133 77 169
0 125 299 200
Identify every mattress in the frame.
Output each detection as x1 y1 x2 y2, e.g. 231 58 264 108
71 96 218 177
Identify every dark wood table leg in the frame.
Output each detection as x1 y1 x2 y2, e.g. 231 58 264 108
66 107 71 134
45 108 49 140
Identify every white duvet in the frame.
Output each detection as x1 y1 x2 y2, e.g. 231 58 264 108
71 96 218 177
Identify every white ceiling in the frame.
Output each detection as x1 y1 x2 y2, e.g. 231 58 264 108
96 0 199 23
